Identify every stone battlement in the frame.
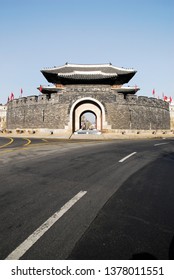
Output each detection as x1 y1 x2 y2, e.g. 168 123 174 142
6 88 170 132
8 91 169 111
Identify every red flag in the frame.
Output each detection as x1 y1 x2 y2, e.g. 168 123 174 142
152 89 155 96
10 92 14 100
164 96 168 101
169 96 172 103
39 85 43 92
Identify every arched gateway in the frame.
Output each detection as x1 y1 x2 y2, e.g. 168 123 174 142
7 63 170 134
38 63 142 133
69 97 106 132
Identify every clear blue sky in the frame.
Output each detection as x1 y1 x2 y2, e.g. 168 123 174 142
0 0 173 104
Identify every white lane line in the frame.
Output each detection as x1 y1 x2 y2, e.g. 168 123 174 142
6 190 87 260
41 138 48 142
154 142 169 146
119 152 137 163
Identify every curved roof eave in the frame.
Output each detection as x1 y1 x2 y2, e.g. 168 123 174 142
41 63 137 75
117 86 140 94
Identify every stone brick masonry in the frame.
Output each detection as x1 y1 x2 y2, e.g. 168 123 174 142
7 85 170 133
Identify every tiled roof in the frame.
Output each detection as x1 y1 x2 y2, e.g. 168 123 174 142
41 63 137 85
41 63 136 75
58 71 118 80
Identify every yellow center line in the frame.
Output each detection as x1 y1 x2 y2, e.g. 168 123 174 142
0 137 14 148
0 140 52 157
0 149 14 155
22 142 48 149
23 138 31 146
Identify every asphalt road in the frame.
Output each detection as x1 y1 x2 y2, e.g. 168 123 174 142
0 136 174 260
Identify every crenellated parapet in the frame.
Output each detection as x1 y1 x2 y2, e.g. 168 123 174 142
125 94 138 104
7 90 170 113
26 95 38 103
6 88 170 131
123 95 169 110
7 92 64 108
8 96 38 107
138 96 169 109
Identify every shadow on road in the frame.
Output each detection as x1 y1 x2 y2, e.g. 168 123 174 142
68 152 174 260
131 235 174 260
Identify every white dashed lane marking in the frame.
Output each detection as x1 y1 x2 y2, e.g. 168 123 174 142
154 142 169 146
119 152 137 163
6 190 87 260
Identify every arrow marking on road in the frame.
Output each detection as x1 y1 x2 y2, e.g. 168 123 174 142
5 190 87 260
119 152 137 163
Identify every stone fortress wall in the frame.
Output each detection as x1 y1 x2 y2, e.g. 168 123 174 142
0 104 7 130
170 103 174 130
7 85 170 132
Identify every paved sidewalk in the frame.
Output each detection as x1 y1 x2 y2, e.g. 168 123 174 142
0 130 174 140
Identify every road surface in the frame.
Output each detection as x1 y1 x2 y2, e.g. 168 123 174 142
0 136 174 259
